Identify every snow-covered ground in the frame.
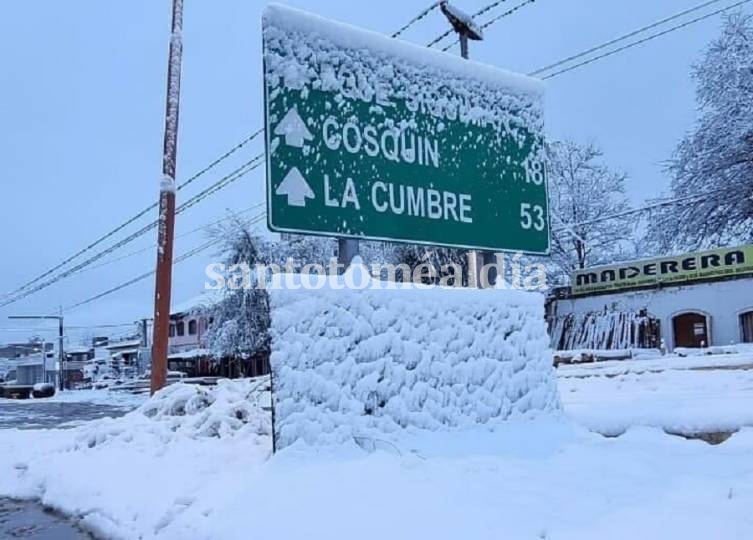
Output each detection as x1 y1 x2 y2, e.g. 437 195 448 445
558 350 753 435
0 351 751 539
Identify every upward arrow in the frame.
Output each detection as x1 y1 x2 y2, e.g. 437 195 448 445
275 167 315 207
274 106 314 148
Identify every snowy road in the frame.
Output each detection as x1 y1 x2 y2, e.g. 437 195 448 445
0 393 142 539
0 401 135 430
0 499 89 539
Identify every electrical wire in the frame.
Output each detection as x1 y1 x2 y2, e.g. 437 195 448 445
63 211 267 313
63 240 218 313
1 128 263 301
530 0 729 76
551 186 737 233
440 0 536 51
73 202 266 277
0 154 265 309
3 129 264 298
392 2 441 38
536 0 752 79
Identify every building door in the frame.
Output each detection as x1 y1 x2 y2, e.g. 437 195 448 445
673 312 708 348
741 312 753 343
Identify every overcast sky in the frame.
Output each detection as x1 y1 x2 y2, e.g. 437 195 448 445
0 0 740 346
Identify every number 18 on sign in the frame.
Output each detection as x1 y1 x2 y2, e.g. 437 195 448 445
262 5 550 254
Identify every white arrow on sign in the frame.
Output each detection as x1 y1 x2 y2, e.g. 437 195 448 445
274 106 313 148
276 167 315 207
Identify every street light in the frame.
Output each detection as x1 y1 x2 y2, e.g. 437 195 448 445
7 315 65 390
439 1 483 59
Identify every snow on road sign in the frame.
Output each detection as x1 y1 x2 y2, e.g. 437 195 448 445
262 5 550 254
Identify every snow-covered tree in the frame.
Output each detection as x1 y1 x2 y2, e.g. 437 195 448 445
201 218 402 362
651 12 753 251
546 140 633 281
385 244 470 285
201 219 271 367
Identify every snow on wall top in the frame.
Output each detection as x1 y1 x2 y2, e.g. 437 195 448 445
263 3 544 133
268 265 561 449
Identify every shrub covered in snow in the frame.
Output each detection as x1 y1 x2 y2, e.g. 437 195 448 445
269 265 561 449
76 378 271 449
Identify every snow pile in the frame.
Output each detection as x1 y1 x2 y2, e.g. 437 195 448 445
75 378 271 449
268 265 561 449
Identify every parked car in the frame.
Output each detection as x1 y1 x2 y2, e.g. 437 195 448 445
32 383 55 399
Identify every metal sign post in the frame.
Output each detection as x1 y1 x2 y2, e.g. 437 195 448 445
440 1 498 288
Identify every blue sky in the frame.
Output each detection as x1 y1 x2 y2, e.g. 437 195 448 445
0 0 740 345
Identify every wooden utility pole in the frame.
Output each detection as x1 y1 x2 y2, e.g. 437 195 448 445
151 0 184 395
440 2 494 288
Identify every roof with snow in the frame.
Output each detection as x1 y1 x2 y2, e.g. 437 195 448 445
106 339 142 351
66 345 92 354
170 290 221 317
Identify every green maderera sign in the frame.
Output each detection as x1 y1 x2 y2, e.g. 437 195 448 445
571 244 753 296
262 5 549 254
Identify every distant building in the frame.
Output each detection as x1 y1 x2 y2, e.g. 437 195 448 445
0 341 56 385
549 244 753 351
165 292 269 378
169 294 214 355
0 341 53 359
92 336 109 348
106 339 142 378
61 346 95 387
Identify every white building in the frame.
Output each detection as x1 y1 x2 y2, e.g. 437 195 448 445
549 244 753 352
168 293 216 354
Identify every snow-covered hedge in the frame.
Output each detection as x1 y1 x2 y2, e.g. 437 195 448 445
269 267 561 449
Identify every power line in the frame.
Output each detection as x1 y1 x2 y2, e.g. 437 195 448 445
0 154 265 309
530 0 728 76
427 0 511 47
64 211 267 313
73 202 266 277
479 0 536 30
440 0 536 51
63 240 217 313
551 186 735 233
65 323 137 331
392 2 441 38
1 129 263 301
536 0 752 79
473 0 513 19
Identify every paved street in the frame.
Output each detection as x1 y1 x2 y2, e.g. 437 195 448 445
0 398 137 538
0 400 134 430
0 499 90 539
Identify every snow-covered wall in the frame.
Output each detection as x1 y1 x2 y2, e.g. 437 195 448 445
552 278 753 350
268 267 561 449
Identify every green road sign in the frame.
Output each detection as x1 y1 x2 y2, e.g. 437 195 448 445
262 5 549 254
